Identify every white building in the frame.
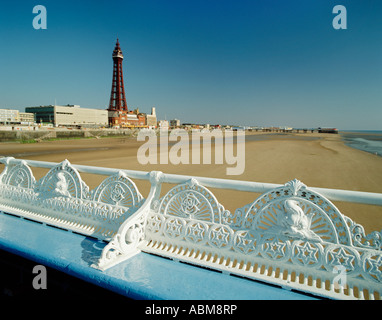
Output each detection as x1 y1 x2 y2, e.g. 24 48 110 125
19 112 35 125
26 105 108 127
0 109 19 124
170 119 180 128
146 107 157 128
158 120 169 128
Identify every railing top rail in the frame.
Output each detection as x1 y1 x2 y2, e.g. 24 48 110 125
1 157 382 206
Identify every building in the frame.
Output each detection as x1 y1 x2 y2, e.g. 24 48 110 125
0 109 35 125
0 109 20 124
26 105 108 127
170 119 180 128
19 112 35 125
106 40 157 128
124 109 146 127
107 39 129 127
318 127 338 134
158 120 169 128
146 107 157 128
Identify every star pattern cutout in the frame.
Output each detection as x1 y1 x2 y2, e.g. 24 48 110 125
186 223 205 242
235 232 255 254
147 215 162 233
367 256 382 281
210 227 230 248
263 240 286 259
329 247 355 271
165 219 183 238
295 242 319 265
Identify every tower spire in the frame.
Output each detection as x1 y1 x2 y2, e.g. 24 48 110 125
108 38 128 126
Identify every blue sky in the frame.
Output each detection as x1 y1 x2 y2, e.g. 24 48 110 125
0 0 381 130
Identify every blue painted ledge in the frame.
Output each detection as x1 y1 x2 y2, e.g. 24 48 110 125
0 211 317 300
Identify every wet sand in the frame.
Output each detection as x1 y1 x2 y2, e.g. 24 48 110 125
1 132 381 234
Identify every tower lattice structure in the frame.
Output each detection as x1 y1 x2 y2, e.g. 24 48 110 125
108 39 128 126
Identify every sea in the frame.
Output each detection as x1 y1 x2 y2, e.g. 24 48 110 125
340 130 382 157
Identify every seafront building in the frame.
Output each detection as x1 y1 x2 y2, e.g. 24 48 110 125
158 119 169 128
19 112 35 125
0 108 35 125
170 119 180 128
25 105 108 128
146 107 157 128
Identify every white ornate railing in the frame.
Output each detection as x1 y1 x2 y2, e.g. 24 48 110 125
0 157 381 300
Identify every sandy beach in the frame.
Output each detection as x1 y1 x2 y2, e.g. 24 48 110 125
1 131 381 234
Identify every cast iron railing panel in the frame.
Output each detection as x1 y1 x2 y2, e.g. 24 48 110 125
0 157 381 300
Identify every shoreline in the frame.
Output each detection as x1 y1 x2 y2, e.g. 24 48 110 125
2 127 382 158
339 131 382 157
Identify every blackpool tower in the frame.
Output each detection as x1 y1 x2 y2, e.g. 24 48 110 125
108 39 128 126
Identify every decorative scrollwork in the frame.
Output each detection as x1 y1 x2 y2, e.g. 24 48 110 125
93 194 152 270
285 179 307 196
266 199 322 242
0 160 139 240
158 179 226 223
3 161 35 189
143 177 382 300
226 205 249 227
92 171 143 208
180 192 201 216
242 180 349 245
36 160 90 200
345 216 382 250
2 159 382 298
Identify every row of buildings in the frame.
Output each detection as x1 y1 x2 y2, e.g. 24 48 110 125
1 40 168 129
0 105 159 129
0 40 160 129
